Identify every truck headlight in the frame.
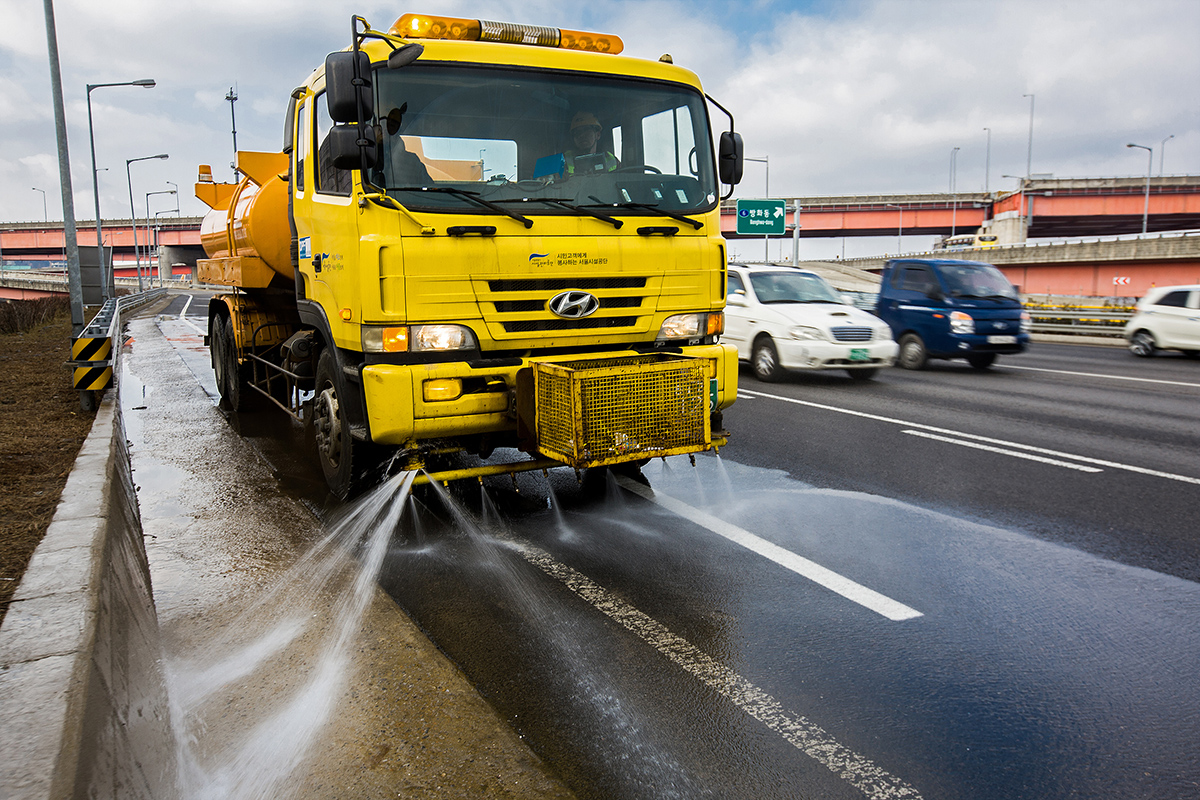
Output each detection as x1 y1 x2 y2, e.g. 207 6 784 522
1020 310 1032 333
658 313 721 340
361 324 478 353
949 311 974 334
411 324 477 352
789 325 825 341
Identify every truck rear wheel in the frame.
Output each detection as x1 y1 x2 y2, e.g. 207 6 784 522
212 315 247 411
313 348 382 499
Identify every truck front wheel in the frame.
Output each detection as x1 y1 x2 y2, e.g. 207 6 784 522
313 349 381 498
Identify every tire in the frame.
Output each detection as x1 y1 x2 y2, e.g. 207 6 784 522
897 333 927 370
966 353 997 370
847 368 878 381
1129 330 1157 358
312 348 383 499
212 315 246 411
751 337 784 382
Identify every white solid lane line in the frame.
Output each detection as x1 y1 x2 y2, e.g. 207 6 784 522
902 430 1104 472
615 474 923 622
739 388 1200 486
510 537 925 800
1004 363 1200 389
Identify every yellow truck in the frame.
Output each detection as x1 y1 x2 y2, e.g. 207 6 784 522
196 12 745 497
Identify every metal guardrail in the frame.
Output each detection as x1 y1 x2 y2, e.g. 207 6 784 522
1026 307 1131 337
70 288 168 394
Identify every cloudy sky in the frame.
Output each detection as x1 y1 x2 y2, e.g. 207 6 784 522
4 0 1198 258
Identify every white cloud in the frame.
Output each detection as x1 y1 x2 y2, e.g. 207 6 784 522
1 0 1196 243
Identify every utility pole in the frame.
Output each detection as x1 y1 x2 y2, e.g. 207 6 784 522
226 86 239 179
41 0 83 335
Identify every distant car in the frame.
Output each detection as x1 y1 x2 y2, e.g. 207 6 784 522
723 263 897 381
1124 285 1200 358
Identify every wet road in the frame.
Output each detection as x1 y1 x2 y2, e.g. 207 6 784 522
155 293 1200 799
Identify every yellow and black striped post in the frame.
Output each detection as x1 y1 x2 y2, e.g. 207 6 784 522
70 335 113 391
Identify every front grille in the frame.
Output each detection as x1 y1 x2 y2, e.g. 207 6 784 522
831 326 873 342
495 296 643 314
489 277 647 292
502 317 640 333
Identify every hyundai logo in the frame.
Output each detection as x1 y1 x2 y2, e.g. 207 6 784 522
548 290 600 319
995 321 1009 330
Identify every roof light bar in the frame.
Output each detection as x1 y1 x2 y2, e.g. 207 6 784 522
389 13 623 54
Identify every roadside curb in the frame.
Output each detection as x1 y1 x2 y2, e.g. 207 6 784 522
0 393 176 800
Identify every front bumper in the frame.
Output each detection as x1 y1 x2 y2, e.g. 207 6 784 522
361 342 737 449
776 339 899 371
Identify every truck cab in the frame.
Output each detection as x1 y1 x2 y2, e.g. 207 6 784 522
874 258 1031 370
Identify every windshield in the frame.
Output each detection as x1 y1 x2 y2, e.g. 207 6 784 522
367 64 717 215
748 272 842 304
938 263 1018 299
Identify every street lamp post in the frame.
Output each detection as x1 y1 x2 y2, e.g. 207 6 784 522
145 189 176 286
87 78 155 300
1159 134 1174 176
886 203 903 254
1022 93 1035 178
983 127 991 194
126 153 169 291
1126 143 1153 235
950 146 960 237
32 187 47 222
745 156 769 259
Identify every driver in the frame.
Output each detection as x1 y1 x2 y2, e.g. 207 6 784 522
563 112 619 176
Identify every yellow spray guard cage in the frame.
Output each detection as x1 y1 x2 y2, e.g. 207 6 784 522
533 354 712 468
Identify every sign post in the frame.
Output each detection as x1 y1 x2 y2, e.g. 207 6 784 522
736 199 786 261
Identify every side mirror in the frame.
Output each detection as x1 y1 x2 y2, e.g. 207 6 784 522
388 43 424 69
718 131 744 185
726 293 747 307
325 124 377 170
925 285 944 301
325 51 373 123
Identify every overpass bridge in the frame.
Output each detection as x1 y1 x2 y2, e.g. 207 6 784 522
0 216 205 279
834 230 1200 298
2 176 1199 299
720 175 1200 243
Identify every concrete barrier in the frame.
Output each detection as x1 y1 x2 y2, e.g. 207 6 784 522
0 394 177 800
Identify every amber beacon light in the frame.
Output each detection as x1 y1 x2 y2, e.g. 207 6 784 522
389 13 624 54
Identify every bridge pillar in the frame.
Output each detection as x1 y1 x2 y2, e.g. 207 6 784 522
987 211 1028 245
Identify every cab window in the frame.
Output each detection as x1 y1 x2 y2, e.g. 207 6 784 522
314 92 352 195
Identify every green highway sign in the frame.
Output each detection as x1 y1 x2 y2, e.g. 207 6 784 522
735 199 787 236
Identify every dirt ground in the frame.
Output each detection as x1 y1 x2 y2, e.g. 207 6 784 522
0 310 96 625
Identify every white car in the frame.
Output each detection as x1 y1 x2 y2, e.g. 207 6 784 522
724 264 898 381
1125 284 1200 358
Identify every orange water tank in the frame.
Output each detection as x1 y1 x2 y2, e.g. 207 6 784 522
196 152 292 283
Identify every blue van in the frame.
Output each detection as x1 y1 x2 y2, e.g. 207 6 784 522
874 258 1031 369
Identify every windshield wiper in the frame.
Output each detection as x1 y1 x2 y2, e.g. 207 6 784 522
493 197 622 229
390 186 532 228
582 196 704 230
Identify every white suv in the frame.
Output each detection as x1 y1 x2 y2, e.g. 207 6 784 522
1124 285 1200 358
724 264 897 381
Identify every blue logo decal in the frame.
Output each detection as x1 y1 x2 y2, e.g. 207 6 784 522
529 253 549 261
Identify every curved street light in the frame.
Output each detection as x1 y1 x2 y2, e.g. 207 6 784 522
1126 143 1152 235
885 203 903 254
88 78 155 299
1159 134 1174 176
32 187 47 222
126 153 168 291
